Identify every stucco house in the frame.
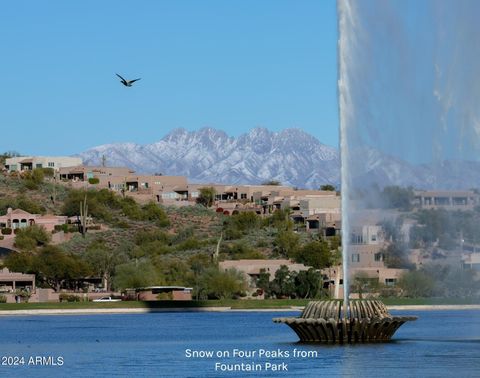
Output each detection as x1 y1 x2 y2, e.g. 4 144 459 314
5 156 82 173
0 208 67 234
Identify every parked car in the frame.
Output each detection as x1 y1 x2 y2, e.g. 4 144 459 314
92 296 121 302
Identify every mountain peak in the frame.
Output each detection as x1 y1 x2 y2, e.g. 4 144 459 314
78 127 340 188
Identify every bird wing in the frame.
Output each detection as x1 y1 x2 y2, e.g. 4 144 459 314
116 73 127 82
130 78 141 83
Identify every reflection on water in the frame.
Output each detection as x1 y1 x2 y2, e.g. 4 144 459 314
0 310 479 377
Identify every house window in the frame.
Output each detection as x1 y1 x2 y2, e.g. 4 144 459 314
351 254 360 263
374 253 384 262
162 192 178 199
240 193 247 199
10 164 17 171
48 162 55 167
371 234 377 242
385 278 397 286
36 164 43 168
351 234 363 244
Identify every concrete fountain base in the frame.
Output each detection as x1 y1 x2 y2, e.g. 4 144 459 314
273 299 417 343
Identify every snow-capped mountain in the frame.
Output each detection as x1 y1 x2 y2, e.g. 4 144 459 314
77 127 480 190
77 128 340 189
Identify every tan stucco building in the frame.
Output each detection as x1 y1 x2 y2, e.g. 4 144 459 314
0 208 67 233
5 156 82 172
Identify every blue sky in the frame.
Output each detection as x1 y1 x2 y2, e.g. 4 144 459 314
1 0 338 155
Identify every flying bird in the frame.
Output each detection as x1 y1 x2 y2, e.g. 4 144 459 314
116 73 141 87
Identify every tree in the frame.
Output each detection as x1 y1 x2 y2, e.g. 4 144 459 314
196 187 216 208
267 208 293 230
113 260 161 290
382 242 414 269
152 257 191 286
269 265 295 298
261 180 281 186
397 270 435 298
442 267 480 298
83 241 126 291
188 254 212 300
196 267 246 300
224 211 260 235
14 225 51 251
141 202 170 226
380 186 414 211
294 240 337 269
17 196 44 214
421 263 480 298
274 230 300 257
220 241 263 260
256 269 271 297
320 184 336 191
294 268 323 298
350 272 381 299
22 168 45 190
0 151 20 166
62 189 105 219
4 251 35 273
33 245 91 292
380 219 403 243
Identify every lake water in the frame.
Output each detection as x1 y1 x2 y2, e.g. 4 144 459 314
0 309 479 377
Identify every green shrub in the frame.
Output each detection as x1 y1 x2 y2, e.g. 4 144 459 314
59 293 81 302
115 220 130 229
157 292 173 300
23 179 39 190
14 224 51 251
69 225 80 233
54 224 78 233
221 242 264 259
0 294 6 303
1 228 12 235
175 238 203 251
0 235 3 240
41 168 55 177
135 229 171 245
54 224 69 233
141 202 170 226
16 195 45 214
88 177 100 185
120 197 143 220
256 239 269 248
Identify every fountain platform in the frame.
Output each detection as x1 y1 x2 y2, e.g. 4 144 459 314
273 299 417 343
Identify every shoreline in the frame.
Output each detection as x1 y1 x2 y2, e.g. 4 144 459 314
0 304 479 316
387 304 480 311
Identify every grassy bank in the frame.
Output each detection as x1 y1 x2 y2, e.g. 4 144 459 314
379 297 480 306
0 297 479 311
0 299 308 311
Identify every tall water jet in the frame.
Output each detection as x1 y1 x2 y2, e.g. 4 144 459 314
337 0 354 314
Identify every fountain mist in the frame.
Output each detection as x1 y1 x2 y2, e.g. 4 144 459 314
337 0 480 303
